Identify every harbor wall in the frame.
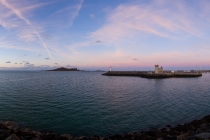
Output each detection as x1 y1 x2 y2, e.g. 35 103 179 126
102 71 147 76
174 72 202 77
102 71 202 78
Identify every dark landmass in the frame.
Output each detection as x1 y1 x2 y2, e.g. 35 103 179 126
46 67 79 71
1 115 210 140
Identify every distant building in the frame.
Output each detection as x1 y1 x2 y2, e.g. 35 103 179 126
155 65 163 74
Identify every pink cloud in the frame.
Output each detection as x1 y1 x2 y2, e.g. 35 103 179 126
90 0 207 44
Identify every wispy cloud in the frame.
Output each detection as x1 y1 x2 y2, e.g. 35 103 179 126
89 0 209 44
61 0 210 68
5 61 11 63
0 0 52 58
66 0 210 56
0 0 30 24
19 2 53 13
1 0 210 69
0 38 41 52
0 0 84 61
50 0 83 27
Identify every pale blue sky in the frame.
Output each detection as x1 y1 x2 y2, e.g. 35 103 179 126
0 0 210 71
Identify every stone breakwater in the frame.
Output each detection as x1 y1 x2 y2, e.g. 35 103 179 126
102 71 202 78
102 71 146 76
1 115 210 140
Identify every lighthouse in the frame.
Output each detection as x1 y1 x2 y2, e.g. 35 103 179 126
109 66 112 71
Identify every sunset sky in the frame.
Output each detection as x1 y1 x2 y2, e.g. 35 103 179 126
0 0 210 71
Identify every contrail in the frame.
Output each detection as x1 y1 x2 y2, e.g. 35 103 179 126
0 0 52 58
34 30 52 59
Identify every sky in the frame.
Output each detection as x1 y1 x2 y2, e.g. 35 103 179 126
0 0 210 71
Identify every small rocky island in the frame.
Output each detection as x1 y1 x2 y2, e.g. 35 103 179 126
46 67 79 71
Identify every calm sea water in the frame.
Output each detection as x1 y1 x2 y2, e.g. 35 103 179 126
0 71 210 136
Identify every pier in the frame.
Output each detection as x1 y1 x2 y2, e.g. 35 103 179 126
102 65 203 78
102 71 202 78
102 71 146 76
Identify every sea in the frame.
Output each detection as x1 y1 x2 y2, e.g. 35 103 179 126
0 71 210 137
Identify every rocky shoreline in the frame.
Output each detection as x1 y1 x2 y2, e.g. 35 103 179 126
1 115 210 140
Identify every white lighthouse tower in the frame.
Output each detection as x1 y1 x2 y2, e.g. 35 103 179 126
109 66 112 71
